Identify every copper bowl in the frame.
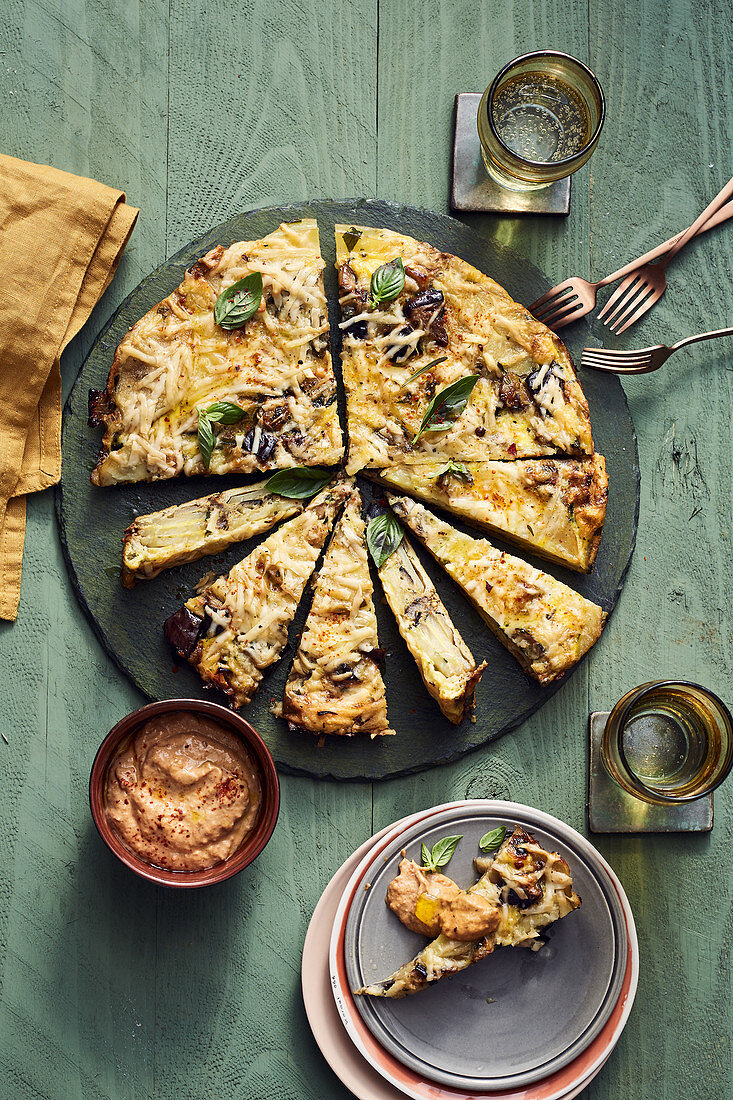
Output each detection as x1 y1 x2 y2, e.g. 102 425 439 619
89 698 280 888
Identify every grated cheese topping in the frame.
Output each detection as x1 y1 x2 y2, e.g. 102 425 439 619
335 224 594 474
282 487 394 737
175 479 350 708
91 219 343 486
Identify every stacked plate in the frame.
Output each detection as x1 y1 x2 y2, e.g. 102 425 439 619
302 800 638 1099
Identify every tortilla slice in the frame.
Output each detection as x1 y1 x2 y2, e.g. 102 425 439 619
121 479 303 586
376 530 485 723
335 223 593 474
282 486 394 737
91 218 343 486
163 478 351 708
370 453 608 573
356 826 580 998
388 495 605 684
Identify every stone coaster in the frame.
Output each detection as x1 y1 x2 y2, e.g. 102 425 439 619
588 711 713 833
451 92 571 215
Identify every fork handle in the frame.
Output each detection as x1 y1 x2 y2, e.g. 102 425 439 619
671 326 733 353
657 176 733 267
597 198 733 287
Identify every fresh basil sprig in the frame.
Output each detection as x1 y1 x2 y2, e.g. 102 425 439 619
435 459 473 484
342 227 362 252
197 401 247 469
368 257 405 309
478 826 507 852
214 271 263 330
413 375 479 443
264 466 333 499
399 356 448 389
366 512 404 569
420 834 463 873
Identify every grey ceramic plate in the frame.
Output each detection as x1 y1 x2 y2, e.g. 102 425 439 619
343 803 628 1091
57 199 639 781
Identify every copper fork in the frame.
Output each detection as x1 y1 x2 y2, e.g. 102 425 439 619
582 326 733 374
598 176 733 334
530 198 733 330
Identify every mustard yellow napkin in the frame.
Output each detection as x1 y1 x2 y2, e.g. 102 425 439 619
0 154 138 620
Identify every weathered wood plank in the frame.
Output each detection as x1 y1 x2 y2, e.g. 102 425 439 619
0 1 169 1097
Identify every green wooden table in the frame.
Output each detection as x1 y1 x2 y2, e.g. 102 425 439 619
1 2 731 1097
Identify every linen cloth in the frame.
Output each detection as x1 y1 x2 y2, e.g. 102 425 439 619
0 154 137 620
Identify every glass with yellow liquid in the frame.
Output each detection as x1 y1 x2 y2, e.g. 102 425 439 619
478 51 605 191
601 681 733 806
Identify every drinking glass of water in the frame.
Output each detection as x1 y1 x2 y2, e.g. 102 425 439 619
477 51 605 192
601 681 733 806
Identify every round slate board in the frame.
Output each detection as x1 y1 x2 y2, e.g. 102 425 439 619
57 199 639 781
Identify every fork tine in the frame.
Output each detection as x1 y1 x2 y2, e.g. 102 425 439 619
582 352 652 368
541 298 586 329
580 345 657 359
597 273 641 321
541 301 589 330
531 289 576 320
608 285 658 334
528 281 573 313
615 291 664 334
601 277 648 327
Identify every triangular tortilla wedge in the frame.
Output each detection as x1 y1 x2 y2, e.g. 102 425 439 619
335 223 593 474
163 479 351 708
91 219 343 485
375 529 485 723
356 826 581 998
370 454 607 573
388 495 605 684
282 486 394 737
121 479 303 586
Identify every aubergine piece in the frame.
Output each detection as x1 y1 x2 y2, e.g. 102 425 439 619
121 480 302 587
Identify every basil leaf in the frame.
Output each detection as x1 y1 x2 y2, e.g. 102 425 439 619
368 257 405 309
429 834 463 869
264 466 333 499
479 826 507 852
214 271 263 330
413 374 480 443
342 227 362 252
421 834 463 872
399 356 448 389
435 459 473 484
204 401 247 425
197 413 216 470
366 512 404 569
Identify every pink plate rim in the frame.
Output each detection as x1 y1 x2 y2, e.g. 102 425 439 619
327 799 639 1100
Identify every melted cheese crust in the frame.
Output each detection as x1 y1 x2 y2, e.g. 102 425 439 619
389 496 605 684
356 826 580 998
335 224 593 474
92 219 343 485
372 454 608 572
377 536 485 723
283 487 393 737
121 480 302 586
178 480 350 707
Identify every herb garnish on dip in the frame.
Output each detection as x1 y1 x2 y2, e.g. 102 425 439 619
104 712 262 872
